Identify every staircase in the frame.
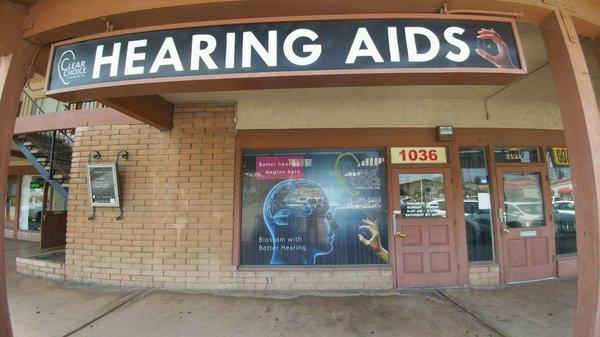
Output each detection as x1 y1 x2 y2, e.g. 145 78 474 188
13 91 74 199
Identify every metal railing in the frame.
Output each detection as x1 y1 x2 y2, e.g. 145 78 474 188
18 90 47 117
21 130 74 178
67 100 104 110
18 89 102 117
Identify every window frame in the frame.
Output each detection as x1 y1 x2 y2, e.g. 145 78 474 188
238 147 390 268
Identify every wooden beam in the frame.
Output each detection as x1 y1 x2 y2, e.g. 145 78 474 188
99 95 173 131
33 44 49 77
13 107 143 134
20 0 560 44
0 3 37 337
540 10 600 337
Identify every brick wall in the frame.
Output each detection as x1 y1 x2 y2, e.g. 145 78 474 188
16 230 41 242
469 264 500 287
4 229 14 239
17 257 65 281
65 102 392 290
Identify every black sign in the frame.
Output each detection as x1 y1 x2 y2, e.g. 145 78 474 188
48 17 523 92
87 164 120 207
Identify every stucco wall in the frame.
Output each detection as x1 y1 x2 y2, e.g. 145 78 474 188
230 87 563 130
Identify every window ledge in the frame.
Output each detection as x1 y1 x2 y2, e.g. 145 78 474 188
237 264 392 272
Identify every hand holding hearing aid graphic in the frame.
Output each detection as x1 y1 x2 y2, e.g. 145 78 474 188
358 219 389 263
476 28 516 69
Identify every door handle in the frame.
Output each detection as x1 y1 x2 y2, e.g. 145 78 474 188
498 207 509 233
392 210 401 232
392 210 404 239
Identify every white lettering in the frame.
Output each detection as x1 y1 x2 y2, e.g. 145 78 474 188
345 28 384 64
283 29 321 66
387 27 400 62
405 27 440 62
242 31 277 68
149 37 184 73
124 40 147 75
444 27 470 62
225 33 236 69
92 43 121 78
191 34 218 70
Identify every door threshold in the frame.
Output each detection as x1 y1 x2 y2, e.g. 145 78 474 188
506 276 555 285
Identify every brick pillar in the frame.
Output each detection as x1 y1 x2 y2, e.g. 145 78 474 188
540 11 600 337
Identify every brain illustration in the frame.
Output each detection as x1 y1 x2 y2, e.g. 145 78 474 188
264 179 330 226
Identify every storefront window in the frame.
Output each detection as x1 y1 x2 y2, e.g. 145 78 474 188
6 176 19 224
494 147 540 163
399 174 446 218
19 176 44 231
241 149 388 266
460 148 495 262
546 148 576 254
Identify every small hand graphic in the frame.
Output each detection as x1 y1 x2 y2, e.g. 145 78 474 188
358 219 389 263
476 28 516 69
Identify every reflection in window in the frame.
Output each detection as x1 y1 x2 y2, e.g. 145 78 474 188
460 148 495 262
399 174 446 218
48 186 67 212
6 176 18 224
502 173 545 228
19 176 44 231
494 147 540 163
547 148 576 254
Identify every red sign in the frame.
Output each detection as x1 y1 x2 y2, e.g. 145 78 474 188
256 156 304 180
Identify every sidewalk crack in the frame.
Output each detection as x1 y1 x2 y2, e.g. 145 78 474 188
436 290 509 337
62 289 150 337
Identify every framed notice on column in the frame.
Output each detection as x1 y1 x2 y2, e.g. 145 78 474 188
87 163 120 207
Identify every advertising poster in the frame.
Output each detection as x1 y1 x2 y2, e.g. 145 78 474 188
241 149 388 265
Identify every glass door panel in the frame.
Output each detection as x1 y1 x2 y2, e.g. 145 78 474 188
502 173 545 228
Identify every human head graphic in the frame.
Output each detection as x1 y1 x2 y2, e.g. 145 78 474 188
263 179 339 265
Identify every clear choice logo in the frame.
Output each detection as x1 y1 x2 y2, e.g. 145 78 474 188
57 50 88 85
391 147 447 164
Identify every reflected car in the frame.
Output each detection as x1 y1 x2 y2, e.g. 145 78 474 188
553 200 575 215
27 205 43 231
505 202 544 228
465 208 494 260
465 208 492 235
463 200 479 216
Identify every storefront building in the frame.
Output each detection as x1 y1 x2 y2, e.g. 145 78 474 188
5 88 71 245
1 1 599 336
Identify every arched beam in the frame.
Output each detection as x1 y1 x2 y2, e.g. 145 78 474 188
0 2 38 336
540 9 600 337
22 0 598 44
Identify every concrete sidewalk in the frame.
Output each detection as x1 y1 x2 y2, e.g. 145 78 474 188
5 239 575 337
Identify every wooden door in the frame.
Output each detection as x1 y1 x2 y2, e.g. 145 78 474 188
41 185 67 249
41 212 67 249
391 168 459 287
495 167 555 282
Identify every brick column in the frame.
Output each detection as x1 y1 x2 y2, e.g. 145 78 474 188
540 11 600 337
